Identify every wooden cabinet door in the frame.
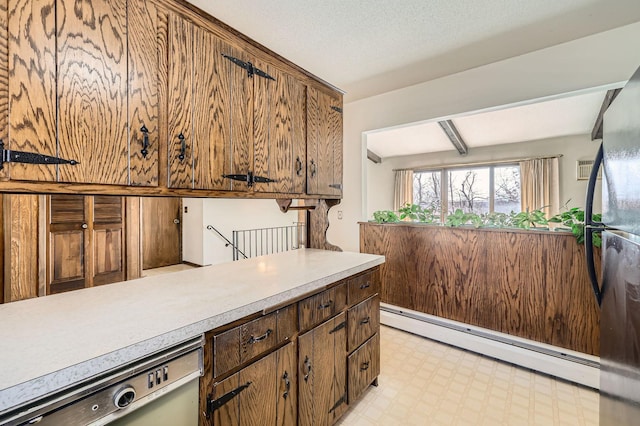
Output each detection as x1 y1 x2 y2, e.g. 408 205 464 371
208 342 296 426
47 195 89 294
8 0 158 185
141 197 181 269
253 62 306 194
92 196 125 286
307 88 343 197
47 195 125 293
298 312 347 425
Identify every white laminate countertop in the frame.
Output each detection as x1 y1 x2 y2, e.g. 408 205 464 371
0 249 384 414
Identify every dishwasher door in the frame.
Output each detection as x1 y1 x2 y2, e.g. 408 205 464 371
108 377 198 426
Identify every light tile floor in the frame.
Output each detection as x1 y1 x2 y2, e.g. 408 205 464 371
142 263 197 277
338 326 599 426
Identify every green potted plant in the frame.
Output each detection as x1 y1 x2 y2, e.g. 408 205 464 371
398 203 438 223
549 207 602 247
510 208 548 230
372 210 400 223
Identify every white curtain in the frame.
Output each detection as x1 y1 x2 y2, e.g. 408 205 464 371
519 157 560 217
393 170 414 211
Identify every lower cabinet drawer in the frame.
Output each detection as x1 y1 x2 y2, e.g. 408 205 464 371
347 296 379 352
348 333 380 403
298 282 346 332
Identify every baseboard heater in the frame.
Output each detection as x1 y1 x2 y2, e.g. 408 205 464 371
380 303 600 389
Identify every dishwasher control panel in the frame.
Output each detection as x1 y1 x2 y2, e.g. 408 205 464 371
3 337 203 426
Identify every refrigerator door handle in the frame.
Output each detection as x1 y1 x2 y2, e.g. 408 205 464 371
585 142 604 306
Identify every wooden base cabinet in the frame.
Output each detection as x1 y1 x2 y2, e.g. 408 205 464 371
298 312 348 425
200 267 380 426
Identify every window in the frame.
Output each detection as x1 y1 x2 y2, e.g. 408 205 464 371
413 164 521 220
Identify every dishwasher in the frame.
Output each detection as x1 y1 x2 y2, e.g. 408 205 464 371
1 336 203 426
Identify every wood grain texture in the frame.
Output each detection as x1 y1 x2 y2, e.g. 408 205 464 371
192 28 232 190
328 95 343 197
275 341 297 426
92 196 125 286
306 198 342 251
128 0 159 186
0 0 7 181
360 223 601 355
228 46 252 192
8 0 57 181
57 0 128 184
253 61 306 194
347 296 379 352
4 195 40 301
124 197 142 280
141 197 181 269
167 12 193 188
305 87 319 195
347 333 380 403
238 349 278 425
156 8 169 188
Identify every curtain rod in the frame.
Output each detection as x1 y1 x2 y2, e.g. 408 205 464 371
392 154 564 172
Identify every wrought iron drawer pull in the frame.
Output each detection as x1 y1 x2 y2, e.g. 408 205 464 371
360 361 370 371
282 371 290 399
318 300 333 310
177 133 186 161
360 317 370 325
360 282 371 290
303 356 312 382
296 156 303 176
140 125 149 158
248 329 272 344
310 159 317 177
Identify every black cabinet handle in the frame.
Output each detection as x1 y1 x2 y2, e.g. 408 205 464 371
178 133 186 161
248 329 272 344
360 316 370 325
295 156 303 176
360 282 371 290
318 300 333 310
360 361 370 371
140 125 149 158
303 356 312 382
282 371 290 399
310 159 316 177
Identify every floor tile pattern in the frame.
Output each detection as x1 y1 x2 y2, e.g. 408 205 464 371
338 326 599 426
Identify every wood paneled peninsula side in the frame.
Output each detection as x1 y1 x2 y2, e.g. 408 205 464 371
360 222 600 356
0 249 384 425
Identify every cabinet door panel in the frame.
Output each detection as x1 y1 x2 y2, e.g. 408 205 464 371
193 28 232 190
211 373 241 426
8 0 57 181
228 49 252 192
238 349 278 425
57 0 128 184
306 88 319 195
128 0 159 186
316 92 333 196
167 13 193 188
276 342 297 426
253 63 306 194
328 96 343 197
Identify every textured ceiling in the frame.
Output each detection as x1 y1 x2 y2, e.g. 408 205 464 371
189 0 640 101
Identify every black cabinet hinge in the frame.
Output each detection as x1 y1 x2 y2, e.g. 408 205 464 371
222 53 275 81
206 382 251 418
328 183 343 190
330 106 343 114
0 141 78 170
328 393 347 413
223 171 276 187
329 321 346 334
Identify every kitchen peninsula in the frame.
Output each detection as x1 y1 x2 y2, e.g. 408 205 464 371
0 249 384 424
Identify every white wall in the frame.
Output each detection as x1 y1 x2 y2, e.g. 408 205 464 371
366 134 603 220
182 198 298 266
329 21 640 252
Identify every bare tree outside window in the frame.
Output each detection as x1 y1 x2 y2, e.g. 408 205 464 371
413 171 441 212
448 168 489 214
494 166 521 213
414 165 520 218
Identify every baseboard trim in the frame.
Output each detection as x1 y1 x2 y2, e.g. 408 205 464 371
380 303 600 389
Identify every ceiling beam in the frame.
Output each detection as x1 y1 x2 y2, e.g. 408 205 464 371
591 88 622 141
367 149 382 164
438 120 468 155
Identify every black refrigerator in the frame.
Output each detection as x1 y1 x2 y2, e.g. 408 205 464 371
586 64 640 425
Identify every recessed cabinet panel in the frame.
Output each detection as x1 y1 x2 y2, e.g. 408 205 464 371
93 228 123 275
51 231 84 283
57 0 129 184
128 0 160 186
348 333 380 403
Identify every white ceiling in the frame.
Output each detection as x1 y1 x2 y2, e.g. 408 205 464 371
190 0 640 101
366 90 608 158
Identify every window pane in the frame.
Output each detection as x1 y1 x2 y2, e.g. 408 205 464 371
413 171 442 214
494 165 521 214
448 168 489 214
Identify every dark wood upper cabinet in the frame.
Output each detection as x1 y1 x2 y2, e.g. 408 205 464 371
7 0 160 186
3 0 341 199
307 87 343 197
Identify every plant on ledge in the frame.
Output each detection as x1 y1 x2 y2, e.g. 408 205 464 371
444 209 479 227
398 203 438 223
549 206 602 247
510 208 548 230
372 210 400 223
